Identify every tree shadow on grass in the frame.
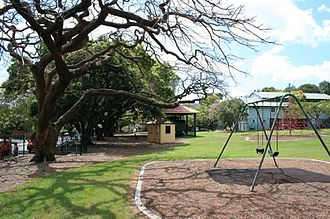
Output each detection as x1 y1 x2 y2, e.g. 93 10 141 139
0 159 150 218
0 136 193 218
90 137 189 157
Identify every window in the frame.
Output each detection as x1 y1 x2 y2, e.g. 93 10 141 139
165 126 171 134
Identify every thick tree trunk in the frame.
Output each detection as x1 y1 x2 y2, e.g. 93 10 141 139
103 111 124 137
30 124 59 163
104 122 116 137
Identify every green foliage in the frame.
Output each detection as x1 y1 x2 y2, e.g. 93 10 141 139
323 101 330 116
0 97 35 134
291 90 306 101
2 58 34 99
196 94 222 130
302 101 330 128
56 38 179 136
261 87 279 92
262 82 330 96
218 98 246 129
149 63 179 99
319 80 330 95
298 83 320 93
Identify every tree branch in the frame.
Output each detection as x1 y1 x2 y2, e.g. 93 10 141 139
55 88 178 129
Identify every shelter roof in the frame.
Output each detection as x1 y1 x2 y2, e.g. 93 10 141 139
164 105 199 114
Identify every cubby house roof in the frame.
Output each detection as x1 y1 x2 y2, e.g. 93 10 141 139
146 119 173 125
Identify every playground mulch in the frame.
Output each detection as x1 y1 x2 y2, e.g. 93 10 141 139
137 159 330 219
0 136 183 193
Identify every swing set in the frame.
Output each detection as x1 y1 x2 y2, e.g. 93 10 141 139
214 93 330 191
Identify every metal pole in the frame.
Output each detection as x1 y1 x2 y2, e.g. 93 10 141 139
193 114 196 137
250 96 285 191
214 104 248 168
288 94 330 156
252 103 278 167
23 133 25 155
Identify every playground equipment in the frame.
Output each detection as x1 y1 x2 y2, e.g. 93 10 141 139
214 93 330 191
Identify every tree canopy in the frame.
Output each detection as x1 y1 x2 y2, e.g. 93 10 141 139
262 81 330 94
218 98 245 130
55 39 179 138
261 87 279 92
0 0 270 162
195 94 222 130
298 84 320 93
319 81 330 95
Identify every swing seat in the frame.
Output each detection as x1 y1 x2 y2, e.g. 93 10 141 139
268 150 279 157
256 148 264 155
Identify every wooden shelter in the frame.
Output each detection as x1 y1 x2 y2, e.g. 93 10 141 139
147 120 176 144
164 105 199 137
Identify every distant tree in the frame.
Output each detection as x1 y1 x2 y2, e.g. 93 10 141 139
291 90 306 102
298 84 320 93
0 97 35 134
218 98 245 130
261 87 279 92
196 94 222 130
323 101 330 116
319 81 330 95
303 101 329 129
284 90 306 120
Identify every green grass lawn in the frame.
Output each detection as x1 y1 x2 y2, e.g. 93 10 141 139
1 131 329 219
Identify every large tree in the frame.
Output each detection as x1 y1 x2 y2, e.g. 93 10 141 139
56 41 179 139
218 98 245 130
0 1 269 162
303 101 330 129
196 94 222 130
319 80 330 95
298 83 320 93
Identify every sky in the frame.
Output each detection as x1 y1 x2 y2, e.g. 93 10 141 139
0 0 329 99
227 0 330 97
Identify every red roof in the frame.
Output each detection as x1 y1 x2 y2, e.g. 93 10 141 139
164 105 199 114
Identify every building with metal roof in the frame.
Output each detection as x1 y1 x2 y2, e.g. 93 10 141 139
238 91 330 131
248 92 330 102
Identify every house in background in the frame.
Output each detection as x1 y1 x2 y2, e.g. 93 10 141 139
239 92 330 131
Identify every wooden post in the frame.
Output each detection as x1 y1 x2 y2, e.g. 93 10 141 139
193 113 196 137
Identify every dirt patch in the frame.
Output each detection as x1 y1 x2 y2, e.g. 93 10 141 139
138 159 330 219
0 136 185 193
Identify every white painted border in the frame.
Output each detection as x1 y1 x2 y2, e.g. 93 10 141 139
134 158 330 218
134 162 162 219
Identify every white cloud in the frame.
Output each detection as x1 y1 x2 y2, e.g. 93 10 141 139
251 46 330 81
235 0 330 46
317 4 330 13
